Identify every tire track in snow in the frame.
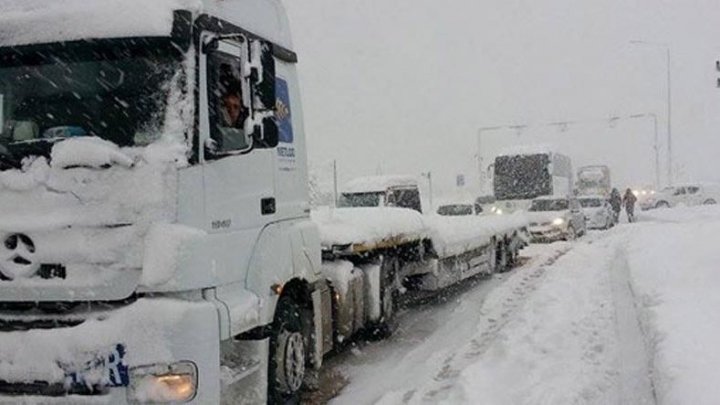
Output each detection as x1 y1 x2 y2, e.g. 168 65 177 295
415 245 574 402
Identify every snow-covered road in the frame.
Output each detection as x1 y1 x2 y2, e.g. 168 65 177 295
306 206 720 405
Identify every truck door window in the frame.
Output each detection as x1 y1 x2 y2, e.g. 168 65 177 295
673 187 686 196
206 42 252 155
687 186 700 194
389 188 422 212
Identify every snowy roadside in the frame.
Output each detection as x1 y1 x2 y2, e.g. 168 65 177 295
322 206 720 405
325 243 576 404
628 206 720 404
393 231 640 405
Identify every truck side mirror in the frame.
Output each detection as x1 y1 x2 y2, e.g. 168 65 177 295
249 39 276 110
247 39 277 149
252 116 279 148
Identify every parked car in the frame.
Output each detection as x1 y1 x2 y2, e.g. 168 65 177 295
527 196 587 242
578 195 615 229
641 183 720 210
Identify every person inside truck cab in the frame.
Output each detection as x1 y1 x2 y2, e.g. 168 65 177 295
221 85 245 129
209 64 249 153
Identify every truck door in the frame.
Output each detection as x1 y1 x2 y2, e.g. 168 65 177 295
686 185 702 205
200 36 275 234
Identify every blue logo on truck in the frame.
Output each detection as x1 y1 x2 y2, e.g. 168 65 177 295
276 78 293 144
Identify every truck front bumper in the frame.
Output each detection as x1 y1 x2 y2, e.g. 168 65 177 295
0 297 221 404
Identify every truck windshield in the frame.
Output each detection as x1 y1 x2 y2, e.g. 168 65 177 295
579 198 603 208
494 154 552 200
338 192 384 208
529 199 569 212
0 39 182 160
437 204 474 216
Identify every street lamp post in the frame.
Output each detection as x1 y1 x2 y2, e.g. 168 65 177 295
630 40 673 185
421 171 433 211
630 113 660 189
476 126 503 192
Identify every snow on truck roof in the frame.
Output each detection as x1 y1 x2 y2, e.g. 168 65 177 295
496 144 564 157
0 0 292 50
343 175 418 194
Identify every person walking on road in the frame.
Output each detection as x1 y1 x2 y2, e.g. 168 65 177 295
609 188 622 224
623 188 637 223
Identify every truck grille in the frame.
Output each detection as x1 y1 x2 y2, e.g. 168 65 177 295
0 380 104 396
0 318 84 332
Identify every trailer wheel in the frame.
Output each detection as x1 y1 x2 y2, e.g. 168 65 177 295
495 240 510 273
368 255 399 339
268 296 306 403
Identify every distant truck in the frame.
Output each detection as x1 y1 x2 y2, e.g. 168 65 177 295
338 175 422 212
491 149 573 213
576 165 611 197
327 175 529 292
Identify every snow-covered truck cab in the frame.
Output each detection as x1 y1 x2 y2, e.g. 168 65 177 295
338 175 423 213
0 1 325 403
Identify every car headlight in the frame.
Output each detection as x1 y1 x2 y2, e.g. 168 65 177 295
127 361 197 403
552 218 565 226
495 208 503 215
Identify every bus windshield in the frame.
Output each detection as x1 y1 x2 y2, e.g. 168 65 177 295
494 154 552 200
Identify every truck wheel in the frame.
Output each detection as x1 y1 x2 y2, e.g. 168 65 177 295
656 201 670 209
495 240 509 273
704 199 716 205
268 296 306 403
368 255 399 339
565 226 576 241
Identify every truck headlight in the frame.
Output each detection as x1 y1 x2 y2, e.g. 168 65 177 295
128 361 197 403
552 218 565 226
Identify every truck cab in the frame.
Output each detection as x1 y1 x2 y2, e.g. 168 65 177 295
0 1 325 403
338 175 423 213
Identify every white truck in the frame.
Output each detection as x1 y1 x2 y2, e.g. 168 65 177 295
330 175 528 291
576 165 611 197
491 149 574 213
0 1 527 404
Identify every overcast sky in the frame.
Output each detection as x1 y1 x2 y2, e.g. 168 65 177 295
283 0 720 197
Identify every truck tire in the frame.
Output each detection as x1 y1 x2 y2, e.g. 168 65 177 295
268 296 306 404
704 199 716 205
368 255 399 339
495 240 510 273
565 226 576 241
656 201 670 209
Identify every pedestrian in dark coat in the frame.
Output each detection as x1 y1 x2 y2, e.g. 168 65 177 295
623 188 637 223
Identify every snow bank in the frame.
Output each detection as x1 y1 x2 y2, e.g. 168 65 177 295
627 205 720 404
425 212 529 257
311 206 427 249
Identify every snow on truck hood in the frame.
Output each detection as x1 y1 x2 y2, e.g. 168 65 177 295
0 138 188 300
